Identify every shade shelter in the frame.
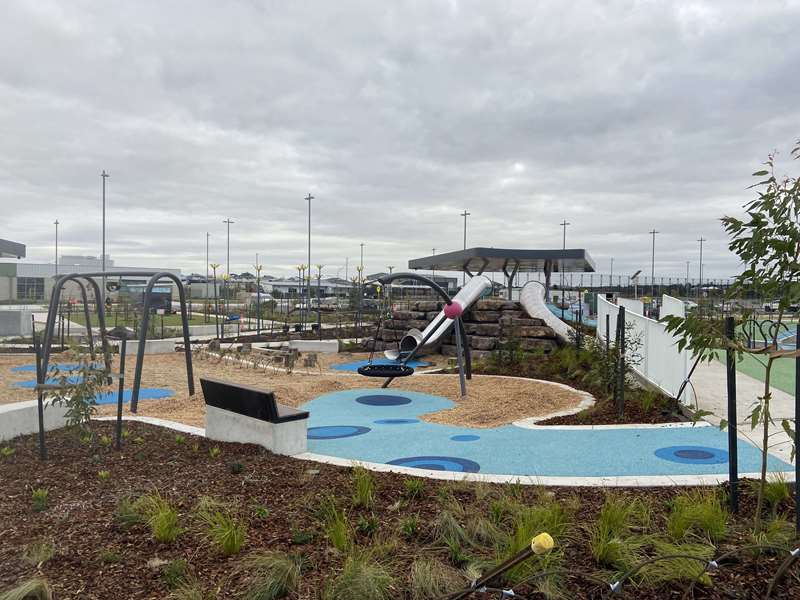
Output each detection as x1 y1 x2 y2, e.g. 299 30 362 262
408 247 595 299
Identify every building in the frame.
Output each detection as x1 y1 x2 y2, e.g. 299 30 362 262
0 255 182 303
366 272 459 297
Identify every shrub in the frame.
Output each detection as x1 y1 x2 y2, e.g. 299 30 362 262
98 470 111 481
209 446 221 458
0 578 53 600
21 540 55 567
229 462 244 474
356 515 379 536
399 515 419 539
323 552 393 600
1 446 15 458
133 492 182 543
175 434 186 444
403 478 425 499
194 497 246 556
162 559 189 590
239 552 304 600
352 466 376 508
253 505 270 520
667 490 727 542
31 488 49 512
410 558 463 600
99 434 113 447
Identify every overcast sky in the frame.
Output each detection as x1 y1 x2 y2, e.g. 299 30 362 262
2 0 799 281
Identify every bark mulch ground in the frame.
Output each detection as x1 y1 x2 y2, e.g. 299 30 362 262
0 422 797 599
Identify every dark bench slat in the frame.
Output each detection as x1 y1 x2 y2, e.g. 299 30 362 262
201 377 308 424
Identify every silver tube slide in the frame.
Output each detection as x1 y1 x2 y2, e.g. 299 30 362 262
519 281 574 343
384 275 493 359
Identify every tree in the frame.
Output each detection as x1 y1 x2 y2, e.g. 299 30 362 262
663 138 800 532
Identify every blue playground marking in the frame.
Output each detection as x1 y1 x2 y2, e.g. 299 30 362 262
654 446 729 465
12 362 102 373
94 388 175 405
331 358 431 372
451 434 480 442
308 425 371 440
301 389 791 477
14 375 84 388
356 394 412 406
388 455 481 473
374 418 419 425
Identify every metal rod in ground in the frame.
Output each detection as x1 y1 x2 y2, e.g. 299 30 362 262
32 316 47 461
724 316 739 513
453 317 467 398
794 321 800 533
605 313 610 390
116 338 127 450
445 545 534 600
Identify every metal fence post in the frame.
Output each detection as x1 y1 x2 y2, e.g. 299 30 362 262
116 338 127 450
32 317 47 461
724 316 739 514
795 322 799 533
617 306 626 419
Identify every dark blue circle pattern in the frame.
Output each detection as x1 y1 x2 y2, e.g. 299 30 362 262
387 455 481 473
308 425 371 440
654 445 729 465
450 434 480 442
373 418 419 425
356 394 412 406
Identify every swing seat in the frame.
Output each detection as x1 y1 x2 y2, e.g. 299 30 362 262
357 364 415 378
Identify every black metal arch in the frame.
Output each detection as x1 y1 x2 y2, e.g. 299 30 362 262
377 271 453 304
40 271 194 414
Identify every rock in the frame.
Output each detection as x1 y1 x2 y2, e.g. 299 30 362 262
470 310 501 322
407 319 429 330
499 316 546 327
426 311 441 320
464 323 501 336
475 298 518 311
470 336 496 350
499 310 523 319
384 319 409 330
393 310 426 320
512 326 557 338
415 301 440 312
442 344 493 361
518 338 557 353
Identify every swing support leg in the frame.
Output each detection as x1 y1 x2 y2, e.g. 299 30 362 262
453 317 467 398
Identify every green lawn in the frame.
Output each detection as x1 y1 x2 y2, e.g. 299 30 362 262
728 352 796 395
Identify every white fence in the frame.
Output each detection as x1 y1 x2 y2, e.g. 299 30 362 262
597 294 694 404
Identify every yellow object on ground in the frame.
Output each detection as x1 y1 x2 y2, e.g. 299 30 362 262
531 532 554 554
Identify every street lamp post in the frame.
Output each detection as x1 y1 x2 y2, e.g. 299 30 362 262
205 232 210 322
54 220 59 275
560 220 570 318
101 170 109 304
431 248 436 281
316 264 323 339
685 260 690 301
305 193 314 331
649 229 659 297
223 218 234 316
697 237 706 300
461 211 470 285
610 257 614 288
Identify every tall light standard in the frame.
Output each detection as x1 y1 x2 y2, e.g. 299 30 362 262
649 229 659 296
609 257 614 288
223 218 234 316
431 248 436 281
254 260 263 337
345 257 349 282
461 210 470 285
685 260 690 301
560 220 570 315
101 170 109 303
205 232 210 321
54 219 59 275
305 193 314 330
697 236 706 299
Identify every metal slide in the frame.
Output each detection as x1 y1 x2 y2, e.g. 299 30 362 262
384 275 493 359
519 281 574 343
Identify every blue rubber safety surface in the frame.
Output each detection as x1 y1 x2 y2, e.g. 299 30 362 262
302 389 791 477
546 303 598 328
331 358 431 372
12 363 103 373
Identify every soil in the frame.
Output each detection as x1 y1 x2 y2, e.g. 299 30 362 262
0 422 797 599
0 353 586 429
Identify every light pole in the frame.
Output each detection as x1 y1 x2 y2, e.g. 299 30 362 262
360 243 365 273
649 229 659 297
560 220 570 316
610 257 614 288
431 248 436 281
205 232 210 321
316 264 323 338
54 219 59 275
697 237 706 299
223 218 234 316
345 257 349 282
101 170 109 303
685 260 690 301
254 260 263 337
305 193 314 330
461 210 470 285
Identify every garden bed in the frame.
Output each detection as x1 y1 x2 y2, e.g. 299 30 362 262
0 422 797 599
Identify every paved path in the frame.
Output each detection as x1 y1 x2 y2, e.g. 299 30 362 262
692 360 795 464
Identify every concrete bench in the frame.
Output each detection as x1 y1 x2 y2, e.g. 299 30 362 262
201 377 309 455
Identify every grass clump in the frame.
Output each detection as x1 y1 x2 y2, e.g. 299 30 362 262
403 478 425 499
194 497 246 556
640 540 714 586
168 575 214 600
229 461 244 474
0 578 53 600
162 559 189 589
589 494 650 571
323 551 394 600
97 470 111 481
760 474 790 517
21 540 55 567
431 509 467 546
410 558 463 600
114 496 143 528
239 551 304 600
318 496 352 552
133 491 182 543
209 446 221 458
1 446 15 458
97 548 123 564
666 490 727 542
356 514 379 536
399 515 419 539
31 488 49 512
352 466 376 508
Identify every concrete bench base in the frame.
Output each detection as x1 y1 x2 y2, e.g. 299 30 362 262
112 339 176 355
0 400 69 443
287 339 340 354
204 405 307 456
